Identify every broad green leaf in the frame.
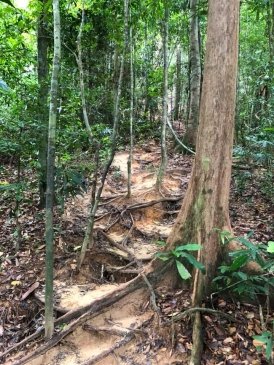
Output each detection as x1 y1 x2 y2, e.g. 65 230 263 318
175 243 202 251
253 332 273 360
179 252 205 273
229 255 249 271
175 260 191 280
237 237 258 252
267 241 274 253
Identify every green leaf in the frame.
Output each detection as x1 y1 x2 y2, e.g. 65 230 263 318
156 240 166 247
219 230 234 245
237 237 258 252
253 332 273 360
267 241 274 253
175 243 202 251
237 271 248 280
0 0 15 7
179 252 205 273
155 252 170 261
175 260 191 280
229 255 249 271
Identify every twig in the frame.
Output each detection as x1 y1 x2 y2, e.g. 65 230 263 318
99 194 125 206
104 216 121 231
141 273 159 314
94 212 111 222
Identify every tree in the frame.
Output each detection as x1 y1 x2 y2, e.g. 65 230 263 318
185 0 201 146
45 0 61 339
166 1 240 363
156 0 169 189
37 0 49 208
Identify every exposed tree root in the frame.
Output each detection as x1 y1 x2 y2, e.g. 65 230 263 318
97 229 134 259
171 307 241 323
7 261 170 365
81 316 153 365
121 195 183 214
0 328 44 361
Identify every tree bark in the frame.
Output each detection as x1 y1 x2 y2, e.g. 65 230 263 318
185 0 201 147
127 8 134 198
45 0 61 339
37 0 49 208
173 45 182 121
156 0 169 189
167 0 240 305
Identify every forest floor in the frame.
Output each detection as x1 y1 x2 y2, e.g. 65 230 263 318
0 139 273 365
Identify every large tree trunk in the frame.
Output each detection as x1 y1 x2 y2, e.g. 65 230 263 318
37 0 49 208
167 0 240 305
185 0 201 147
45 0 61 339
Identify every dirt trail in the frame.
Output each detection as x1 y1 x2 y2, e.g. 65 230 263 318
6 143 191 365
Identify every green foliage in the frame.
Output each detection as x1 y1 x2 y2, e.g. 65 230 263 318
0 0 15 8
156 243 205 280
253 329 274 362
213 233 274 300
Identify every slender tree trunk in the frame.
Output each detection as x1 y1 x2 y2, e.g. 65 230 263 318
167 2 239 362
76 2 93 142
45 0 61 340
127 9 134 198
185 0 201 147
156 0 169 190
37 0 49 208
173 45 182 121
267 0 274 96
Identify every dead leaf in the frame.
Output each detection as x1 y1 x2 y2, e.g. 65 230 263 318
228 326 237 335
11 280 21 286
246 312 255 319
21 282 39 300
223 337 233 344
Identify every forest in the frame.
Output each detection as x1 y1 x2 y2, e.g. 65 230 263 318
0 0 273 364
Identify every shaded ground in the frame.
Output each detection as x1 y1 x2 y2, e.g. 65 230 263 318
0 141 273 364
